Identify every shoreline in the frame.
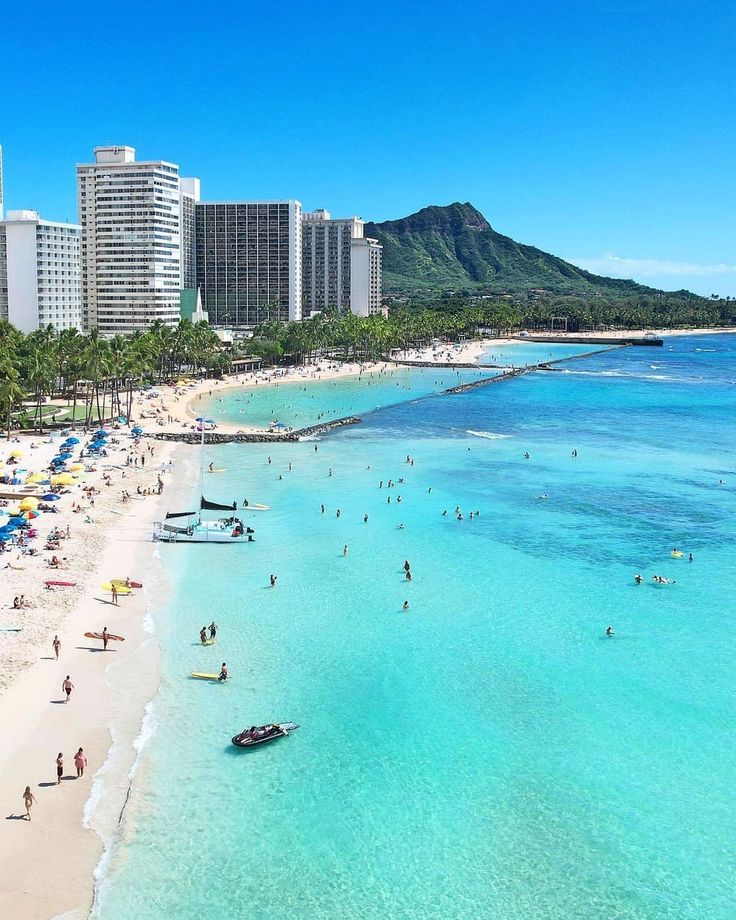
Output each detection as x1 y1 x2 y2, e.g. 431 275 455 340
0 435 190 920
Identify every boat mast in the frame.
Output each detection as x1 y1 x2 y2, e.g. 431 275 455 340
198 420 205 524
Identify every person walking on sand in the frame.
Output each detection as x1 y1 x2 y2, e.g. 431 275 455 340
23 786 36 820
111 583 118 606
62 675 74 703
56 752 64 784
52 635 61 660
74 747 87 777
102 627 109 651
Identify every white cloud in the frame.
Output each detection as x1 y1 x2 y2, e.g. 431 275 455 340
569 254 736 278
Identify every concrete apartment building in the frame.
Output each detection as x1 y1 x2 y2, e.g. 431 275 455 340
301 209 382 317
0 209 82 332
195 200 302 328
350 236 383 317
76 146 198 334
179 177 200 290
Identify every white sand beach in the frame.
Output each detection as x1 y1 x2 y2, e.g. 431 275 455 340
0 430 188 920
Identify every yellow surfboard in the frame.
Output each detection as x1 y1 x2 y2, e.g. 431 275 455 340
190 672 220 680
101 582 132 594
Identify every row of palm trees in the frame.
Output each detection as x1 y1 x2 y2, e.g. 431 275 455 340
0 319 230 436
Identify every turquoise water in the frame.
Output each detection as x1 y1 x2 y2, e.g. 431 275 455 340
199 365 499 431
96 336 736 919
481 340 608 367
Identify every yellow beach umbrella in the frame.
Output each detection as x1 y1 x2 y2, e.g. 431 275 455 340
19 497 40 511
69 463 84 471
51 473 74 485
9 449 23 458
26 473 45 483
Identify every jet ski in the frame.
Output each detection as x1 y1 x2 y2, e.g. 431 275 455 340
231 722 299 748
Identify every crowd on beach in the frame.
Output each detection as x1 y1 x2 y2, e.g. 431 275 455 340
0 396 177 824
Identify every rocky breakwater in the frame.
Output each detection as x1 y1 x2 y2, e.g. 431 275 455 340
146 415 362 444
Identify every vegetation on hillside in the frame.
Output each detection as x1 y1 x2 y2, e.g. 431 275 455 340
366 203 692 297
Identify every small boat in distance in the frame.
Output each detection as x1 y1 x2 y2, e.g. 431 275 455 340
231 722 299 748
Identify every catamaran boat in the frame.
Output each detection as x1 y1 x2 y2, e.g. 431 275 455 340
153 418 254 544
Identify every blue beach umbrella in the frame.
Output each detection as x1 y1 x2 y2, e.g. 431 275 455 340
66 437 80 444
57 452 73 460
41 493 61 501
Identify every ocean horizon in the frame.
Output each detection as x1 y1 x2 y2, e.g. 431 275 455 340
94 335 736 919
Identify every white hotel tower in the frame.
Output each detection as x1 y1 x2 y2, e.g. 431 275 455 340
0 210 82 332
77 146 198 334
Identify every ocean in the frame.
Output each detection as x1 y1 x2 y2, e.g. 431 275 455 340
94 336 736 919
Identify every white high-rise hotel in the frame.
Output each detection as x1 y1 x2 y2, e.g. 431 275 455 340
77 146 198 335
0 210 82 332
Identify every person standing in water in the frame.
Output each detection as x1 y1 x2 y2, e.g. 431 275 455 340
402 601 409 611
218 662 228 682
22 786 36 820
200 626 208 644
209 621 217 640
343 544 348 556
606 626 614 637
52 635 61 660
270 574 277 587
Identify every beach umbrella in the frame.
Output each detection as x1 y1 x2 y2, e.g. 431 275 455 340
9 449 22 458
69 463 84 472
65 437 80 445
41 493 61 501
94 429 109 437
131 427 143 435
20 510 39 520
51 473 74 485
57 452 73 460
19 498 40 511
26 473 45 483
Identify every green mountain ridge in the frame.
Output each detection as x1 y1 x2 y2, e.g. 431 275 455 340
364 202 672 296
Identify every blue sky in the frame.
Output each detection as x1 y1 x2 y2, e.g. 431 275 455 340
2 0 734 295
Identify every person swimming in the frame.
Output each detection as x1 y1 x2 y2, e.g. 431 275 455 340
634 574 643 584
606 626 614 636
